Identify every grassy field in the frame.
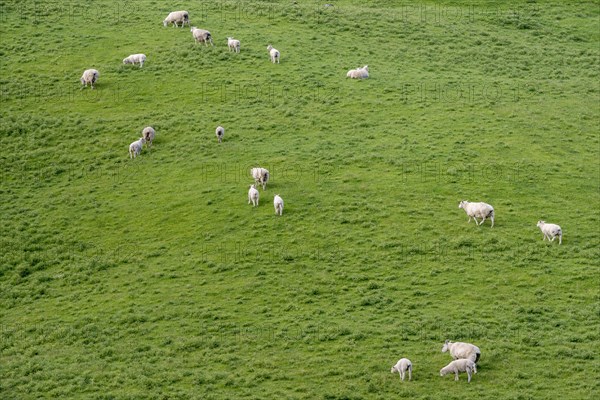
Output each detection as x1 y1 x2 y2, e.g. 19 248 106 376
1 0 599 398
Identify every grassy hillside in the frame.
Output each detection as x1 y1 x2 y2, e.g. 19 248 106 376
1 1 598 399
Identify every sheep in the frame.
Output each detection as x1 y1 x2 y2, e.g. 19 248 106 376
274 195 284 216
458 200 495 228
215 126 225 143
163 11 189 28
251 167 270 190
129 137 146 159
142 127 155 148
440 359 477 383
227 37 240 53
346 65 369 79
191 27 213 46
537 220 562 245
248 184 259 207
442 340 481 364
267 45 280 64
123 54 146 68
80 69 99 89
390 358 412 381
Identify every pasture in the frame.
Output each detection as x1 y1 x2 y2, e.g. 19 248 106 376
0 1 598 398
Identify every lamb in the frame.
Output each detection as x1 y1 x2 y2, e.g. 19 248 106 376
215 126 224 143
129 137 146 159
458 201 495 228
163 11 190 28
142 127 155 148
227 37 240 53
191 27 213 46
537 220 562 245
390 358 412 381
346 65 369 79
267 45 280 64
80 69 99 89
274 195 284 216
251 167 270 190
123 54 146 68
440 359 477 383
248 184 259 207
442 340 481 364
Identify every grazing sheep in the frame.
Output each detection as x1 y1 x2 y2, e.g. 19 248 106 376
251 167 270 190
227 37 240 53
267 45 280 64
215 126 224 143
537 220 562 245
346 65 369 79
458 200 495 228
390 358 412 381
163 11 190 28
80 69 99 89
274 195 284 216
440 359 477 383
129 137 146 159
442 340 481 364
191 27 213 46
142 127 155 148
248 184 259 207
123 54 146 68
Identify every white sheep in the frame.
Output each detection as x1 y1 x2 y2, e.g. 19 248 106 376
440 359 477 383
346 65 369 79
442 340 481 363
537 220 562 245
251 167 270 190
458 201 495 228
80 69 99 89
123 54 146 68
142 127 155 148
129 137 146 159
191 27 213 46
390 358 412 381
227 37 240 53
215 126 224 143
248 184 259 207
274 195 284 216
163 11 189 28
267 45 280 64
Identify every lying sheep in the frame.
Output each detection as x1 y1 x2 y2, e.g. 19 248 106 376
142 127 155 148
80 69 99 89
274 195 284 216
440 359 477 383
215 126 224 143
163 11 189 28
390 358 412 381
227 37 240 53
123 54 146 68
458 200 495 228
537 220 562 245
248 184 259 207
251 167 270 190
129 137 146 159
191 27 213 46
442 340 481 363
267 45 280 64
346 65 369 79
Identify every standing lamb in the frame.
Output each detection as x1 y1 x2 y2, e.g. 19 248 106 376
346 65 369 79
80 69 99 89
215 126 224 143
191 27 213 46
458 201 495 228
390 358 412 381
440 359 477 383
142 127 155 148
251 167 270 190
267 45 280 64
537 221 562 245
274 195 284 216
227 37 240 53
248 184 259 207
123 54 147 68
442 340 481 363
129 137 146 159
163 11 190 28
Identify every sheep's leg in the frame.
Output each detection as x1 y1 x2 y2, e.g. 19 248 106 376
454 371 459 381
559 234 562 245
408 368 412 381
480 216 486 226
467 370 472 383
400 371 404 381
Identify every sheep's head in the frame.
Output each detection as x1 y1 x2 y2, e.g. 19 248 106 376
267 45 273 51
163 20 168 27
441 340 450 352
440 369 445 376
190 26 196 32
390 366 397 373
537 220 545 227
458 201 467 209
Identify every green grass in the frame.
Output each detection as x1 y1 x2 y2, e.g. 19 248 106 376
1 0 599 398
